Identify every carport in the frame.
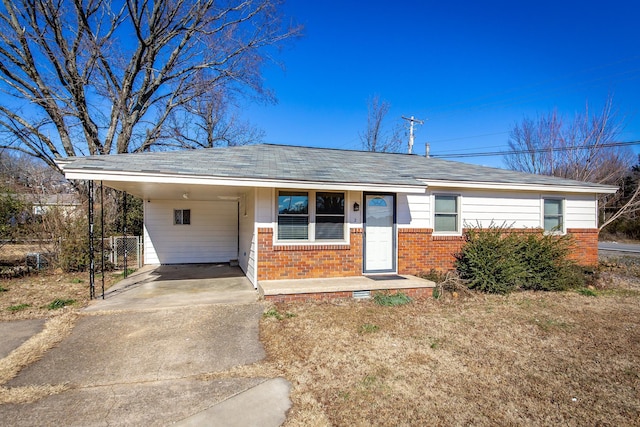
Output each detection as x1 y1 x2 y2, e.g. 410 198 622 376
74 175 258 300
86 264 257 311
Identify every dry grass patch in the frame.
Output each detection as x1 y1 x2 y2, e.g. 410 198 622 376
0 310 78 384
0 310 78 404
0 384 69 404
261 274 640 426
0 270 121 321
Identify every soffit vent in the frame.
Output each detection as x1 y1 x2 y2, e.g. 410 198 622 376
353 290 371 299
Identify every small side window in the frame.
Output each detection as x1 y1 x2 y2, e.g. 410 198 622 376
174 209 191 225
543 199 563 232
434 194 459 233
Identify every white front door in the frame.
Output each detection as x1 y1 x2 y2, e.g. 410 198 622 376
364 194 395 273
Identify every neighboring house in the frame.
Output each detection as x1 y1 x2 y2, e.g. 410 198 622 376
58 144 617 290
28 193 81 217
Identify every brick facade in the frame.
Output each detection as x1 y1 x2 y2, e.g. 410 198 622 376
257 226 600 281
397 228 466 274
264 286 434 302
566 228 599 266
257 228 363 281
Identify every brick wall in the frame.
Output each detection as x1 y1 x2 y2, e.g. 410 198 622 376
257 226 600 280
257 228 363 280
398 227 601 275
265 287 433 302
397 228 465 275
566 228 599 267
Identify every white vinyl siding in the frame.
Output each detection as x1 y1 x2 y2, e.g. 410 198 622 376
461 192 541 228
397 194 429 228
402 190 598 231
239 189 256 286
565 195 598 229
144 200 237 264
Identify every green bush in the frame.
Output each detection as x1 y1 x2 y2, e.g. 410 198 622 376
455 225 584 294
455 227 526 294
59 235 90 272
519 233 580 291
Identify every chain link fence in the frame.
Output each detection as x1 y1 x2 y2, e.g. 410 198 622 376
101 236 142 270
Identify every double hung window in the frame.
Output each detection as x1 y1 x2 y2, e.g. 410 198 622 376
434 194 459 233
315 192 345 240
278 191 309 240
543 198 564 232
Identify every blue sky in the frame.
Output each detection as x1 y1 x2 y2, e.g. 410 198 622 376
245 0 640 167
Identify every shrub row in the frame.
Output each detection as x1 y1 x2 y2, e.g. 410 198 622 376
455 225 586 294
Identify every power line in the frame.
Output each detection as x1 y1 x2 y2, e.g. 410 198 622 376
430 140 640 159
429 131 509 144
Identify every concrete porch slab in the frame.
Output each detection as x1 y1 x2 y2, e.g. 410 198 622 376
258 275 435 298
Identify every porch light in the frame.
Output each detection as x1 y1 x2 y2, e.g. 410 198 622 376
182 193 189 200
353 202 360 212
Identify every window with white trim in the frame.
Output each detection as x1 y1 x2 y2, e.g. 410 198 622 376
543 198 564 232
174 209 191 225
277 190 345 241
434 194 459 233
278 191 309 240
315 192 345 240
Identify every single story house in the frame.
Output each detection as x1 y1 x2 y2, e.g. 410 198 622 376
29 193 82 217
58 144 617 298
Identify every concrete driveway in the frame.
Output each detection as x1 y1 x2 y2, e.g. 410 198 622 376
86 263 259 311
0 264 291 426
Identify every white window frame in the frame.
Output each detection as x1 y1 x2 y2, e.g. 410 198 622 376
275 189 348 244
542 197 565 234
432 193 461 235
174 209 191 225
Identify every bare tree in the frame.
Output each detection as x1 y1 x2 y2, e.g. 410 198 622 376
360 95 404 153
503 97 637 230
0 0 300 169
160 86 265 150
504 110 563 175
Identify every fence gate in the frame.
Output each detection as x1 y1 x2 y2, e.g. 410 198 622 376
110 236 142 270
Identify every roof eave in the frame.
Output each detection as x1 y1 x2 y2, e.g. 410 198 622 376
422 179 619 194
63 169 427 194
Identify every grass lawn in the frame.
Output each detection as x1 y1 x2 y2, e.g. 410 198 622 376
0 270 122 321
260 257 640 426
1 252 639 424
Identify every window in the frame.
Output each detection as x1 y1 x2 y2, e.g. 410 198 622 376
543 198 564 232
434 194 459 233
276 190 346 241
174 209 191 225
278 191 309 240
316 192 345 240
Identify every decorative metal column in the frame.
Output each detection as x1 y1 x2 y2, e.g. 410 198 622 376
100 181 105 299
123 191 128 278
88 180 95 299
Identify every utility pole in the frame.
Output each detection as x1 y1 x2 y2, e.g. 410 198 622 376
402 115 424 154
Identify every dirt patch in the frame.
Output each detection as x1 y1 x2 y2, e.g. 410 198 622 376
0 270 122 321
260 267 640 426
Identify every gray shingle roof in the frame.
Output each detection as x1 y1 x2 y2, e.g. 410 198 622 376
62 144 616 191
